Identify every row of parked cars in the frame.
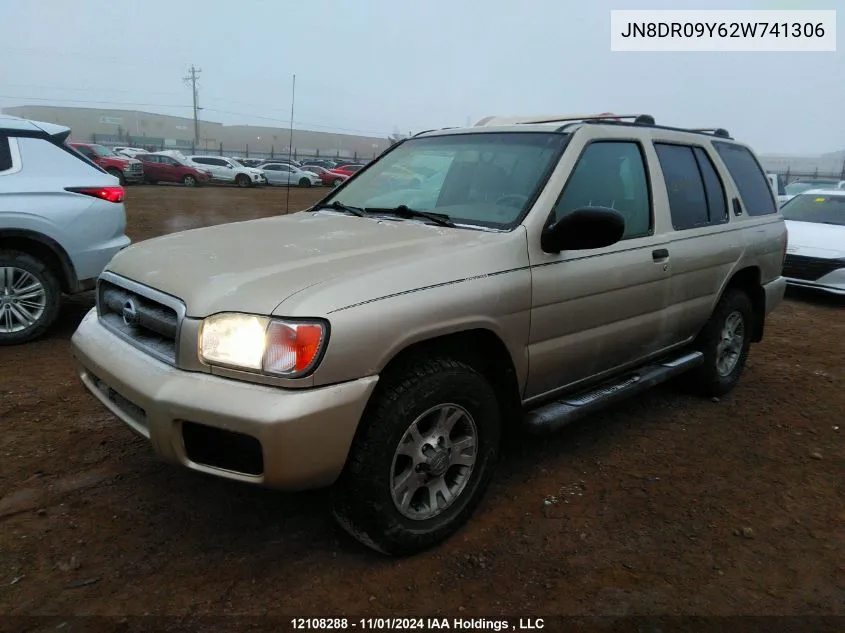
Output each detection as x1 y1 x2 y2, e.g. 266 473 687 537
94 144 368 189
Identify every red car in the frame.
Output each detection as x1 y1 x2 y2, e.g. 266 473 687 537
301 165 349 187
68 142 144 185
137 153 211 187
330 164 365 179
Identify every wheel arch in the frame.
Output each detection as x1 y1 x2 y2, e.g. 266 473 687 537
371 328 524 427
0 229 77 292
719 265 765 342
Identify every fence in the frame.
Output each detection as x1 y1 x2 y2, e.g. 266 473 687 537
767 168 845 184
91 135 381 163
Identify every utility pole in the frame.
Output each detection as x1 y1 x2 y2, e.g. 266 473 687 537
183 65 202 145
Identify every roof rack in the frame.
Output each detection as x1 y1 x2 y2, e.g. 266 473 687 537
474 113 654 127
688 128 732 138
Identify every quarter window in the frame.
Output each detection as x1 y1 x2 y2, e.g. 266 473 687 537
551 141 651 239
0 136 12 172
712 141 777 216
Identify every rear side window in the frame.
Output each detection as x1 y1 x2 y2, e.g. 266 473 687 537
655 143 729 230
0 136 12 172
712 142 777 216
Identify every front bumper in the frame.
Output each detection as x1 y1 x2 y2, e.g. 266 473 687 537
784 277 845 295
71 308 378 490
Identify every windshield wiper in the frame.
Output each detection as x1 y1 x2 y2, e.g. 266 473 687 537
366 205 455 227
313 201 367 217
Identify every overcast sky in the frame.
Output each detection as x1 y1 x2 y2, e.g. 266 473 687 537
1 0 842 155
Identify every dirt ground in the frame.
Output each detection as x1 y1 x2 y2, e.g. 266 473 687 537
1 185 844 625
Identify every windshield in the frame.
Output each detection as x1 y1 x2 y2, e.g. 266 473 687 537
91 144 116 157
322 132 568 229
785 181 836 195
781 193 845 226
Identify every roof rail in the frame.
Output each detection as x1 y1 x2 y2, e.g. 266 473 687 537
688 128 732 138
474 113 655 127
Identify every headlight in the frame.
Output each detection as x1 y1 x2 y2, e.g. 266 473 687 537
199 313 327 377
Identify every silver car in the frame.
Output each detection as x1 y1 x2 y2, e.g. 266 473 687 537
260 162 321 187
0 115 130 344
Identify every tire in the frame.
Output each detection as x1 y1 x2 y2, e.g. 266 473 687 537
146 179 157 185
332 357 502 556
235 174 251 188
685 288 754 397
299 177 311 188
182 175 198 187
0 250 62 345
107 168 126 186
333 178 344 187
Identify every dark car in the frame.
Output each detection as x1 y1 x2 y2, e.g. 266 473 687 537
137 153 211 187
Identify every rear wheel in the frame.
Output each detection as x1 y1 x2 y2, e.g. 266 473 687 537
182 174 198 187
332 357 501 555
0 250 62 345
235 174 251 188
685 288 754 397
107 168 126 186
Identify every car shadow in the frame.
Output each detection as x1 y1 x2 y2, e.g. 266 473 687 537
785 286 845 308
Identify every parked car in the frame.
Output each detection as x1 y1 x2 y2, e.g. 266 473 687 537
71 113 786 555
300 164 348 187
186 156 266 187
780 189 845 295
0 115 130 344
113 146 148 158
331 164 365 178
233 158 265 168
301 159 338 169
137 153 211 187
257 158 302 169
780 178 842 206
260 162 321 187
68 142 144 185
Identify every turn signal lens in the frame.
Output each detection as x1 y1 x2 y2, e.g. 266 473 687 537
264 321 325 375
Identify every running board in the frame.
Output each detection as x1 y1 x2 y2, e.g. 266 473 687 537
523 351 704 434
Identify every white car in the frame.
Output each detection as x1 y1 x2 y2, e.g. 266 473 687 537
186 155 267 187
113 146 147 158
0 115 131 343
259 162 321 187
781 188 845 295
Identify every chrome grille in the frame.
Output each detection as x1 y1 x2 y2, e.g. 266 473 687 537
126 163 143 174
783 255 843 281
96 272 185 365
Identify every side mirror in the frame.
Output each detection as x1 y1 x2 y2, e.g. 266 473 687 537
541 207 625 253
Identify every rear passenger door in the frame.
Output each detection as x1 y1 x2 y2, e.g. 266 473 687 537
652 141 743 344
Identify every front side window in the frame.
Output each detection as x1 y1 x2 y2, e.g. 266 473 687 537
781 193 845 226
89 144 116 158
550 141 651 239
325 132 569 230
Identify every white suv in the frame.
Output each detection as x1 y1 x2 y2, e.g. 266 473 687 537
0 115 130 344
186 155 267 187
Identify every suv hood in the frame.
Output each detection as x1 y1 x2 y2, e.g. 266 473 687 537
785 219 845 259
104 211 522 317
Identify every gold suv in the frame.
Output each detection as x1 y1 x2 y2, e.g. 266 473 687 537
72 113 787 555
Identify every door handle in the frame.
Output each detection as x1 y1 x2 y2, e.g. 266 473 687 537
652 248 669 261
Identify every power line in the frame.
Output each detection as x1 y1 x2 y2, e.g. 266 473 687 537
183 65 202 145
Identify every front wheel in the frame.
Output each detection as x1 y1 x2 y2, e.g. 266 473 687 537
332 357 501 555
685 288 754 397
235 174 251 188
332 178 344 187
182 175 198 187
0 250 62 345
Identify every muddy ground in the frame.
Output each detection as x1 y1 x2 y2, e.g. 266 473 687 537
1 185 844 626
